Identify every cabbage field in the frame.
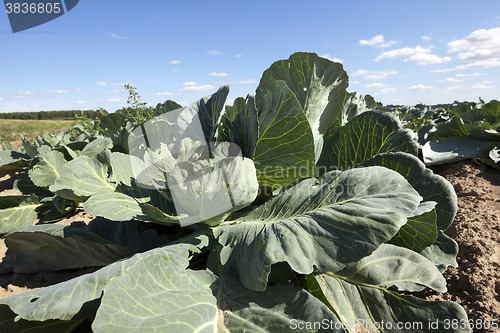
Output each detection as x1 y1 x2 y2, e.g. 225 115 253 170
0 52 498 332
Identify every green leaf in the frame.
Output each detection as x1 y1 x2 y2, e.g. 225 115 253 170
214 166 422 291
14 173 53 198
257 52 348 160
218 95 259 159
306 244 468 333
0 304 83 333
389 202 438 252
156 99 183 115
92 249 218 332
342 92 376 124
427 116 469 141
175 85 229 146
359 152 457 231
0 242 203 322
80 137 113 157
215 265 343 333
4 224 135 273
167 156 259 226
254 80 317 188
422 136 498 165
98 113 134 153
307 272 468 333
50 155 116 198
83 192 142 221
318 111 418 173
0 195 40 234
419 231 459 273
0 150 31 177
28 145 66 187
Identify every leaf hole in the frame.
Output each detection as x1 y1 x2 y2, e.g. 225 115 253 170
30 297 39 303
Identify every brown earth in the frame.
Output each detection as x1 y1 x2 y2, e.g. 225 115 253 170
0 160 498 332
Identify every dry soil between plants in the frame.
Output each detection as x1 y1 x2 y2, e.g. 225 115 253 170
0 160 498 333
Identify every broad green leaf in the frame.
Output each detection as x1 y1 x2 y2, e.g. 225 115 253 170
0 305 83 333
80 137 113 157
218 95 259 159
214 166 422 291
419 231 459 273
254 80 316 188
360 152 457 231
307 272 468 333
86 218 171 252
215 266 343 333
14 173 53 198
0 242 203 322
167 156 258 226
318 111 418 173
0 150 31 177
21 135 38 158
83 192 142 221
50 155 116 198
427 116 469 141
4 224 134 273
490 147 500 162
98 113 134 153
256 52 348 160
28 145 66 187
460 99 500 124
156 99 183 115
306 244 467 333
342 92 376 124
389 202 438 252
0 195 40 234
92 250 218 333
175 85 229 146
422 136 498 165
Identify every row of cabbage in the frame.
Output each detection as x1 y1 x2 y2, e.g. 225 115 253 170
0 53 472 332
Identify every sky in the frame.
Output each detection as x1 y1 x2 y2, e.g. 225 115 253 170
1 0 500 113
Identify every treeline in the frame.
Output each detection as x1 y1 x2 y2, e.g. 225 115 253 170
0 109 108 120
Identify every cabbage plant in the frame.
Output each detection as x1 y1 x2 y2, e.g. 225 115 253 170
0 53 469 332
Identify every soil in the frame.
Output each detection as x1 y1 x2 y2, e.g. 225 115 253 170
0 160 498 332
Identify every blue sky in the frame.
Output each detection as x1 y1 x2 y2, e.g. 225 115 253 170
1 0 500 113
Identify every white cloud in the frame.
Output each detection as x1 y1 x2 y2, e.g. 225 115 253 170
103 90 121 95
18 91 36 95
471 81 494 89
207 50 224 55
320 54 343 63
404 53 451 65
156 91 172 96
422 35 432 42
0 97 4 101
97 82 107 86
364 83 388 88
108 33 126 39
430 59 500 72
446 85 466 90
237 78 257 84
350 81 359 84
351 69 397 80
171 60 181 64
76 88 83 92
406 85 433 90
234 54 243 58
381 87 396 94
107 99 121 102
375 45 431 61
455 72 486 77
359 34 397 48
448 27 500 61
76 101 86 104
111 82 131 87
180 85 215 92
210 72 228 77
47 89 70 94
437 77 465 83
182 81 197 86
